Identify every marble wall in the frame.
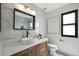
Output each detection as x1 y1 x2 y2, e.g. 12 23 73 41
0 3 47 41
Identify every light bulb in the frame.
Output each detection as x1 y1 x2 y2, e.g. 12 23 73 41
31 11 36 15
26 8 31 12
17 4 25 10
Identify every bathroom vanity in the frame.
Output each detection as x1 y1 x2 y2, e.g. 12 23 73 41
12 41 48 56
0 38 48 56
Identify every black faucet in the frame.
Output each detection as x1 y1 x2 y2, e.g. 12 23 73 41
26 31 30 37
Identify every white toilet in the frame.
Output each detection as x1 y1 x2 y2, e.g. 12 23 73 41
48 43 57 56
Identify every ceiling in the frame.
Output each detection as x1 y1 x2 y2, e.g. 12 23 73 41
34 3 69 13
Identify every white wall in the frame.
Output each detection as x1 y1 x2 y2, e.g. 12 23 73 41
47 3 79 56
0 3 47 41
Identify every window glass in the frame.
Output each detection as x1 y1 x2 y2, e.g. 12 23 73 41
63 13 75 24
63 25 75 35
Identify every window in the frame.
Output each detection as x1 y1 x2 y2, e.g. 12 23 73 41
61 10 78 37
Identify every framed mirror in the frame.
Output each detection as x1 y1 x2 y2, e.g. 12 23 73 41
13 8 35 30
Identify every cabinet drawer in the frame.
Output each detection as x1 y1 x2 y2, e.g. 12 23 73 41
40 41 47 50
29 46 36 56
12 48 29 56
40 53 48 56
35 44 40 56
40 41 48 56
40 48 47 56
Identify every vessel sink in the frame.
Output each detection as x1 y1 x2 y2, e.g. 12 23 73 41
21 38 39 45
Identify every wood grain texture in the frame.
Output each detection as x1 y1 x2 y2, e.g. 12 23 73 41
12 48 29 56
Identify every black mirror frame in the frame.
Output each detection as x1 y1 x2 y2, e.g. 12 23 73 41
13 8 35 30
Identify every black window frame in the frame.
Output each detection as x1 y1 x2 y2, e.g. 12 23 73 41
61 9 78 38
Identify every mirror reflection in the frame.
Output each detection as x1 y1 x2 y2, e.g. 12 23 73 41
14 8 35 30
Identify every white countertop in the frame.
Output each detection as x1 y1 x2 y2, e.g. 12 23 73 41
0 38 48 56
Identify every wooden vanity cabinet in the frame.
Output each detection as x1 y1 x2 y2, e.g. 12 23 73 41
35 44 40 56
12 48 29 56
39 41 48 56
29 46 36 56
12 41 48 56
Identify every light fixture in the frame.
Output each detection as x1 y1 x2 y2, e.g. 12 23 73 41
26 8 36 15
26 8 31 12
30 11 36 15
17 4 25 10
16 4 36 15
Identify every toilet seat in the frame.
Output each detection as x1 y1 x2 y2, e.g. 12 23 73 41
48 43 57 49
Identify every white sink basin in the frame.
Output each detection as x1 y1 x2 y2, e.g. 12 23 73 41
21 38 39 45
